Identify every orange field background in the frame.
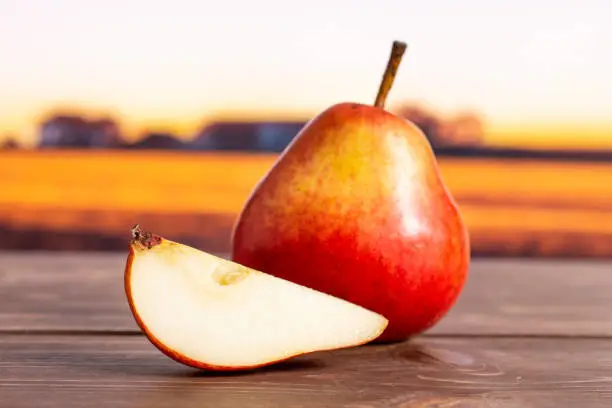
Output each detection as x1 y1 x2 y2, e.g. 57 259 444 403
2 150 612 257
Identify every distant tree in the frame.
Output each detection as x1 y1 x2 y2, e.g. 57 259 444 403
394 104 442 146
128 132 184 149
437 112 485 147
1 136 20 149
393 103 485 148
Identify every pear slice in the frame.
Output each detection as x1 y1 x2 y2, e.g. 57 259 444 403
124 225 388 371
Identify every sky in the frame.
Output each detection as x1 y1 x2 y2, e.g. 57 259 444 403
1 0 611 148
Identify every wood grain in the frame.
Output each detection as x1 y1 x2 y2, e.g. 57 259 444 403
1 334 611 408
1 253 612 407
1 252 611 336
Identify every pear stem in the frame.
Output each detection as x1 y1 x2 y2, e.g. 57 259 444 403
374 40 407 109
130 224 162 249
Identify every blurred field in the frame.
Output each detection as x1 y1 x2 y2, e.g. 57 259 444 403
1 150 612 257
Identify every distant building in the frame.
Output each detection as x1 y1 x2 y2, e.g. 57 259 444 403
40 115 89 148
89 118 123 148
39 114 124 148
190 120 307 152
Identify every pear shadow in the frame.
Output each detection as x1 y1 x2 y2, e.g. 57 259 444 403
356 333 422 353
49 349 327 379
183 358 327 378
365 335 418 347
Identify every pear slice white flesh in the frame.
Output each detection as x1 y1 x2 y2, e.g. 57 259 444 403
124 227 388 370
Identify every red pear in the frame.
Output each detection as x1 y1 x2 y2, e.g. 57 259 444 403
231 41 470 343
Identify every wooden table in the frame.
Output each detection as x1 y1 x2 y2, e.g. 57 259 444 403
1 252 611 407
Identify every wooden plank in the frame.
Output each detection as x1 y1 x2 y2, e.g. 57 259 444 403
1 334 611 408
1 252 611 336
